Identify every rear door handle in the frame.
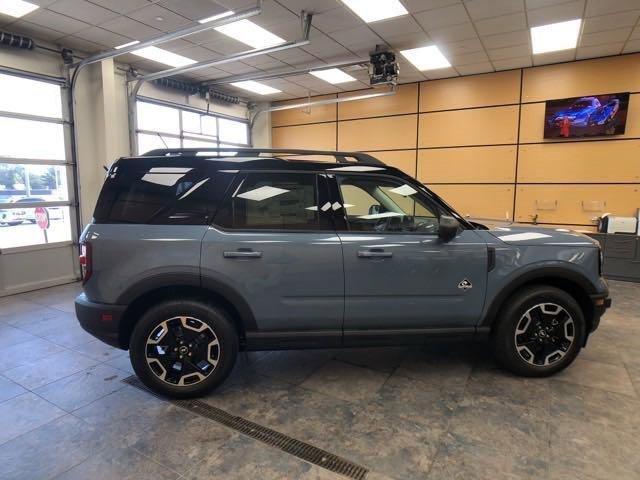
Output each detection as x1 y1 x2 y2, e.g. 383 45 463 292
223 250 263 258
357 250 392 258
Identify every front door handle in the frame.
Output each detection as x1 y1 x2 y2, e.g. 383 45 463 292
357 250 392 258
223 250 262 258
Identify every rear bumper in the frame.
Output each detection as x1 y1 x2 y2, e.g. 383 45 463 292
75 293 127 349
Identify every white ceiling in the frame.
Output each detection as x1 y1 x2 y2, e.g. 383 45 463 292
1 0 639 100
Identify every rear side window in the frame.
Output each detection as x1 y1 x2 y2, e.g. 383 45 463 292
93 162 233 225
214 172 331 231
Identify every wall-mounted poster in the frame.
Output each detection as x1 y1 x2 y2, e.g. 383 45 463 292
544 92 630 139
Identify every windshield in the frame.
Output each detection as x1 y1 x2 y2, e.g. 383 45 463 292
570 100 592 109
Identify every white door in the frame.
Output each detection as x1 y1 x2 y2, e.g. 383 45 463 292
0 70 79 296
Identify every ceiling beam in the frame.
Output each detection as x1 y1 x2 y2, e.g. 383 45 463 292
71 2 262 69
201 58 369 86
133 12 314 84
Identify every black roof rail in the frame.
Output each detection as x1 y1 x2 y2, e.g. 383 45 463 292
141 147 385 165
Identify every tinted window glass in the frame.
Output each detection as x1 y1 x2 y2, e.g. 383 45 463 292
338 175 439 233
215 172 330 230
94 162 233 225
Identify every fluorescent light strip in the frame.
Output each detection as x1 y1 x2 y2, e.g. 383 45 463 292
531 19 581 54
199 10 234 24
0 0 39 18
115 40 140 50
310 68 357 84
231 80 281 95
131 46 196 68
341 0 408 23
215 19 285 49
400 45 450 71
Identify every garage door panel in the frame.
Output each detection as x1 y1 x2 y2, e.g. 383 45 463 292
418 146 516 183
515 185 640 225
418 106 519 148
338 115 417 151
271 94 337 126
272 123 337 150
428 184 515 221
420 70 520 111
339 84 418 120
518 141 640 183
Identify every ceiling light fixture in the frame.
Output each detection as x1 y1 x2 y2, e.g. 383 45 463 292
215 19 285 49
115 40 140 50
198 10 234 24
231 80 281 95
340 0 408 23
530 19 581 54
131 46 196 68
0 0 39 18
310 68 357 84
400 45 450 71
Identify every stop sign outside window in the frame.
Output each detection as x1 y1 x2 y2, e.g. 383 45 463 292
35 207 50 230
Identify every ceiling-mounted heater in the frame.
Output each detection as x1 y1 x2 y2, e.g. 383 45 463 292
0 31 34 50
151 77 242 105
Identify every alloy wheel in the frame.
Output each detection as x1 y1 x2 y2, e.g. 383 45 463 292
514 303 575 367
145 316 220 386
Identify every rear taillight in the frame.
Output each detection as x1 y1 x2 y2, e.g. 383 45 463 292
79 242 92 284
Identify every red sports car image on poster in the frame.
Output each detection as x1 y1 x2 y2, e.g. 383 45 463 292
544 92 630 139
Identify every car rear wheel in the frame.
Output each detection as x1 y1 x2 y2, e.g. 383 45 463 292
129 299 238 398
492 285 585 377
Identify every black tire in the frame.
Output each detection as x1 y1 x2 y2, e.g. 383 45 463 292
492 285 585 377
129 299 238 398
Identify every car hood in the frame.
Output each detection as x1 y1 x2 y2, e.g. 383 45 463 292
553 108 591 118
483 225 599 247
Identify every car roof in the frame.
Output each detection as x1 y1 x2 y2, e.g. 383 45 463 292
116 148 405 176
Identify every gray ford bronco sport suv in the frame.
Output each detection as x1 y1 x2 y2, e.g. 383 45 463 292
75 148 611 398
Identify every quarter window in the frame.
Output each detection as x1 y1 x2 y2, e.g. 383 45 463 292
215 173 330 231
93 163 224 225
337 175 439 233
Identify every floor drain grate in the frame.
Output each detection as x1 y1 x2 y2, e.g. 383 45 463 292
123 376 369 480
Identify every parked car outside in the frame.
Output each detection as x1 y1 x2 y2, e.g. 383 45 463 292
0 196 64 226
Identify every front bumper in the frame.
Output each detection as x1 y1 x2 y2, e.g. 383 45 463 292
588 294 612 333
75 293 127 349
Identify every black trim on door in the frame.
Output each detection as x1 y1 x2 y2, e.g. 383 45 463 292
243 327 481 350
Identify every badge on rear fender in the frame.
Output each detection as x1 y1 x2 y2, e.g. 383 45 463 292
458 279 472 290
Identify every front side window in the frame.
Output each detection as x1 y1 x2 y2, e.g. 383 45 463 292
215 172 330 231
337 175 440 233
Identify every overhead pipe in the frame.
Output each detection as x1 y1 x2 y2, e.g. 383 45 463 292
202 58 368 86
134 11 314 83
249 86 397 129
70 2 262 69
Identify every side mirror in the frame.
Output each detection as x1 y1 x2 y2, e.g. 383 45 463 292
438 215 459 241
368 204 380 215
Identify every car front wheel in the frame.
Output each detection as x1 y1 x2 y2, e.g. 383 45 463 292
492 285 585 377
129 299 238 398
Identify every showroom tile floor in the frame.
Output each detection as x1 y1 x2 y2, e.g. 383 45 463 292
0 280 639 479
